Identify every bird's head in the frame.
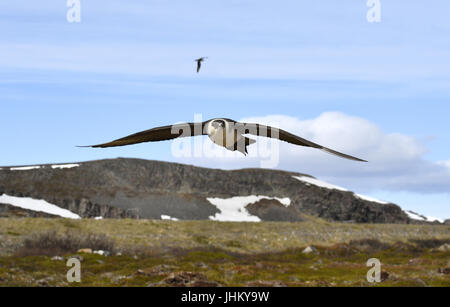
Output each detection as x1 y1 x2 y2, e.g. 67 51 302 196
207 119 226 135
211 119 225 129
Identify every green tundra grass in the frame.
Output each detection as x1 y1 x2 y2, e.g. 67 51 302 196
0 217 449 286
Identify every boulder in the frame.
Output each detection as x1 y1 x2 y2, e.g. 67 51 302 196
302 246 319 254
77 248 92 254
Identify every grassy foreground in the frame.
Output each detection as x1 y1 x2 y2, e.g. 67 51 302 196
0 218 449 286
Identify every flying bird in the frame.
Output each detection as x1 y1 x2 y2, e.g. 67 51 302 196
195 57 207 73
80 118 367 162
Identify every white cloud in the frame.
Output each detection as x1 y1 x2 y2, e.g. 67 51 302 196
174 112 450 194
437 159 450 169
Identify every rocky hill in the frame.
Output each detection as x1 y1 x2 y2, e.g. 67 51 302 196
0 158 418 223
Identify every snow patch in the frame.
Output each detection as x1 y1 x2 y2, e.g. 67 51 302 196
10 165 41 171
293 176 348 191
294 175 444 222
406 210 426 221
51 164 80 169
273 197 291 207
425 216 443 223
207 195 291 222
0 194 80 219
161 215 179 221
94 216 103 220
406 210 443 223
293 176 389 205
354 194 389 205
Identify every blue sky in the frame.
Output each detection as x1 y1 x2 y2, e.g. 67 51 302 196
1 1 449 219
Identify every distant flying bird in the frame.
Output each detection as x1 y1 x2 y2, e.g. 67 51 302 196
80 118 367 162
195 57 207 73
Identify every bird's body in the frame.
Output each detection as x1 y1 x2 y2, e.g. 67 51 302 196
195 57 207 73
205 119 255 154
81 118 367 162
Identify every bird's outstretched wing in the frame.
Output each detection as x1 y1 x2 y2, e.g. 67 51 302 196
79 122 207 148
236 122 367 162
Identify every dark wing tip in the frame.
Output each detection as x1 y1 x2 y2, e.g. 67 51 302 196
76 144 107 148
320 147 368 162
351 157 368 162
